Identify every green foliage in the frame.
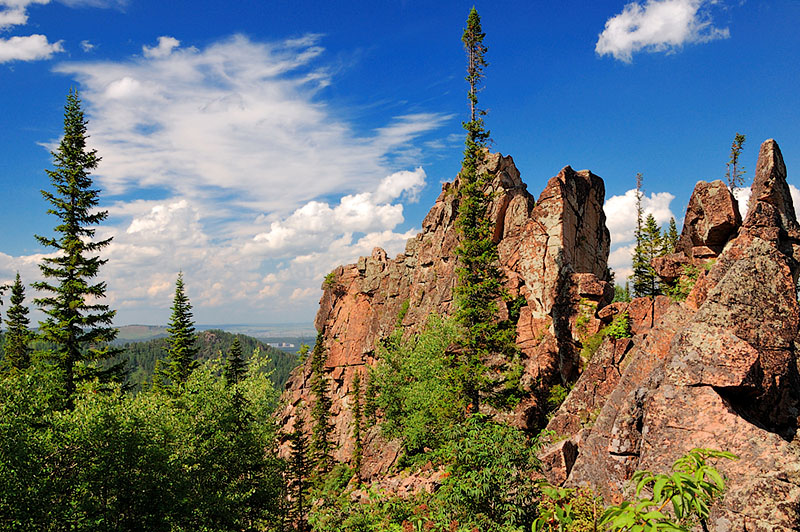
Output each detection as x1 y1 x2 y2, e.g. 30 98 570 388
613 282 631 303
351 370 364 478
665 264 700 302
109 329 298 392
323 272 337 289
725 133 747 191
309 332 334 475
533 485 603 532
454 7 517 412
33 90 121 407
605 311 632 340
373 315 464 456
396 299 410 326
288 407 310 532
0 352 286 532
435 414 541 530
154 272 199 391
632 213 664 298
663 217 679 255
223 336 247 385
2 272 31 371
546 384 570 411
535 449 737 532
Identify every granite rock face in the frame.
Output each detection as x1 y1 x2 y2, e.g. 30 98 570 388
548 139 800 530
277 152 612 465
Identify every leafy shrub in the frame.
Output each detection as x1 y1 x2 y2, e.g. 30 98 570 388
434 414 542 531
547 384 570 411
372 315 464 456
605 311 632 340
535 448 738 532
666 264 700 302
533 485 603 532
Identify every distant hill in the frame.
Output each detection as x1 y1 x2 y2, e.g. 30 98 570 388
114 325 168 343
114 329 300 391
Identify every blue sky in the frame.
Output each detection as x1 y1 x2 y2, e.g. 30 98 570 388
1 0 799 326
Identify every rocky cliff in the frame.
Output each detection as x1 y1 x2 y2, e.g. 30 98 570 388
544 139 800 531
278 151 613 464
279 139 800 529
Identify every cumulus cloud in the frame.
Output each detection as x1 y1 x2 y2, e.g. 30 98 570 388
733 184 800 219
604 188 676 245
0 33 63 62
142 36 180 58
603 188 676 282
80 39 94 52
2 35 450 324
596 0 730 62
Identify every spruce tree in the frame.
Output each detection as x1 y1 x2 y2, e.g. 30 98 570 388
33 90 120 406
663 217 679 255
155 272 198 389
632 213 663 297
725 133 747 191
288 410 310 532
308 332 333 475
224 336 247 385
453 7 514 413
350 370 363 480
3 272 31 371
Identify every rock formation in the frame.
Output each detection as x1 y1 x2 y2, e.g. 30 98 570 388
545 139 800 531
277 151 612 465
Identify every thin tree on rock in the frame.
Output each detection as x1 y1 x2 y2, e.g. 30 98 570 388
725 133 747 191
34 90 121 407
350 370 363 480
3 272 31 371
454 7 516 413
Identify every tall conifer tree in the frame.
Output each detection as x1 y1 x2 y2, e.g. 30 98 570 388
288 410 310 532
34 90 120 406
308 332 333 474
3 272 31 371
155 272 198 390
454 8 514 412
224 336 247 386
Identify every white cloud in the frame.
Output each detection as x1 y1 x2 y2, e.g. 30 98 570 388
10 35 450 324
142 36 180 58
80 39 94 52
596 0 730 63
0 0 48 31
734 184 800 220
604 188 676 245
0 34 63 62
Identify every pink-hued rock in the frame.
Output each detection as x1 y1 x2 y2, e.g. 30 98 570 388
277 152 612 463
677 179 741 259
562 139 800 530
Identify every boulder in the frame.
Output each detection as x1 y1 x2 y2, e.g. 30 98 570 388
677 179 741 259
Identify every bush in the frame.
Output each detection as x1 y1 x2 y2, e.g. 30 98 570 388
372 315 464 456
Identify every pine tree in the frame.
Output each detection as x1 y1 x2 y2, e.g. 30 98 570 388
350 370 363 480
224 336 247 385
288 410 310 532
155 272 198 390
454 7 514 413
3 272 31 371
632 214 663 297
663 217 679 255
308 332 333 475
33 90 120 406
725 133 747 191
